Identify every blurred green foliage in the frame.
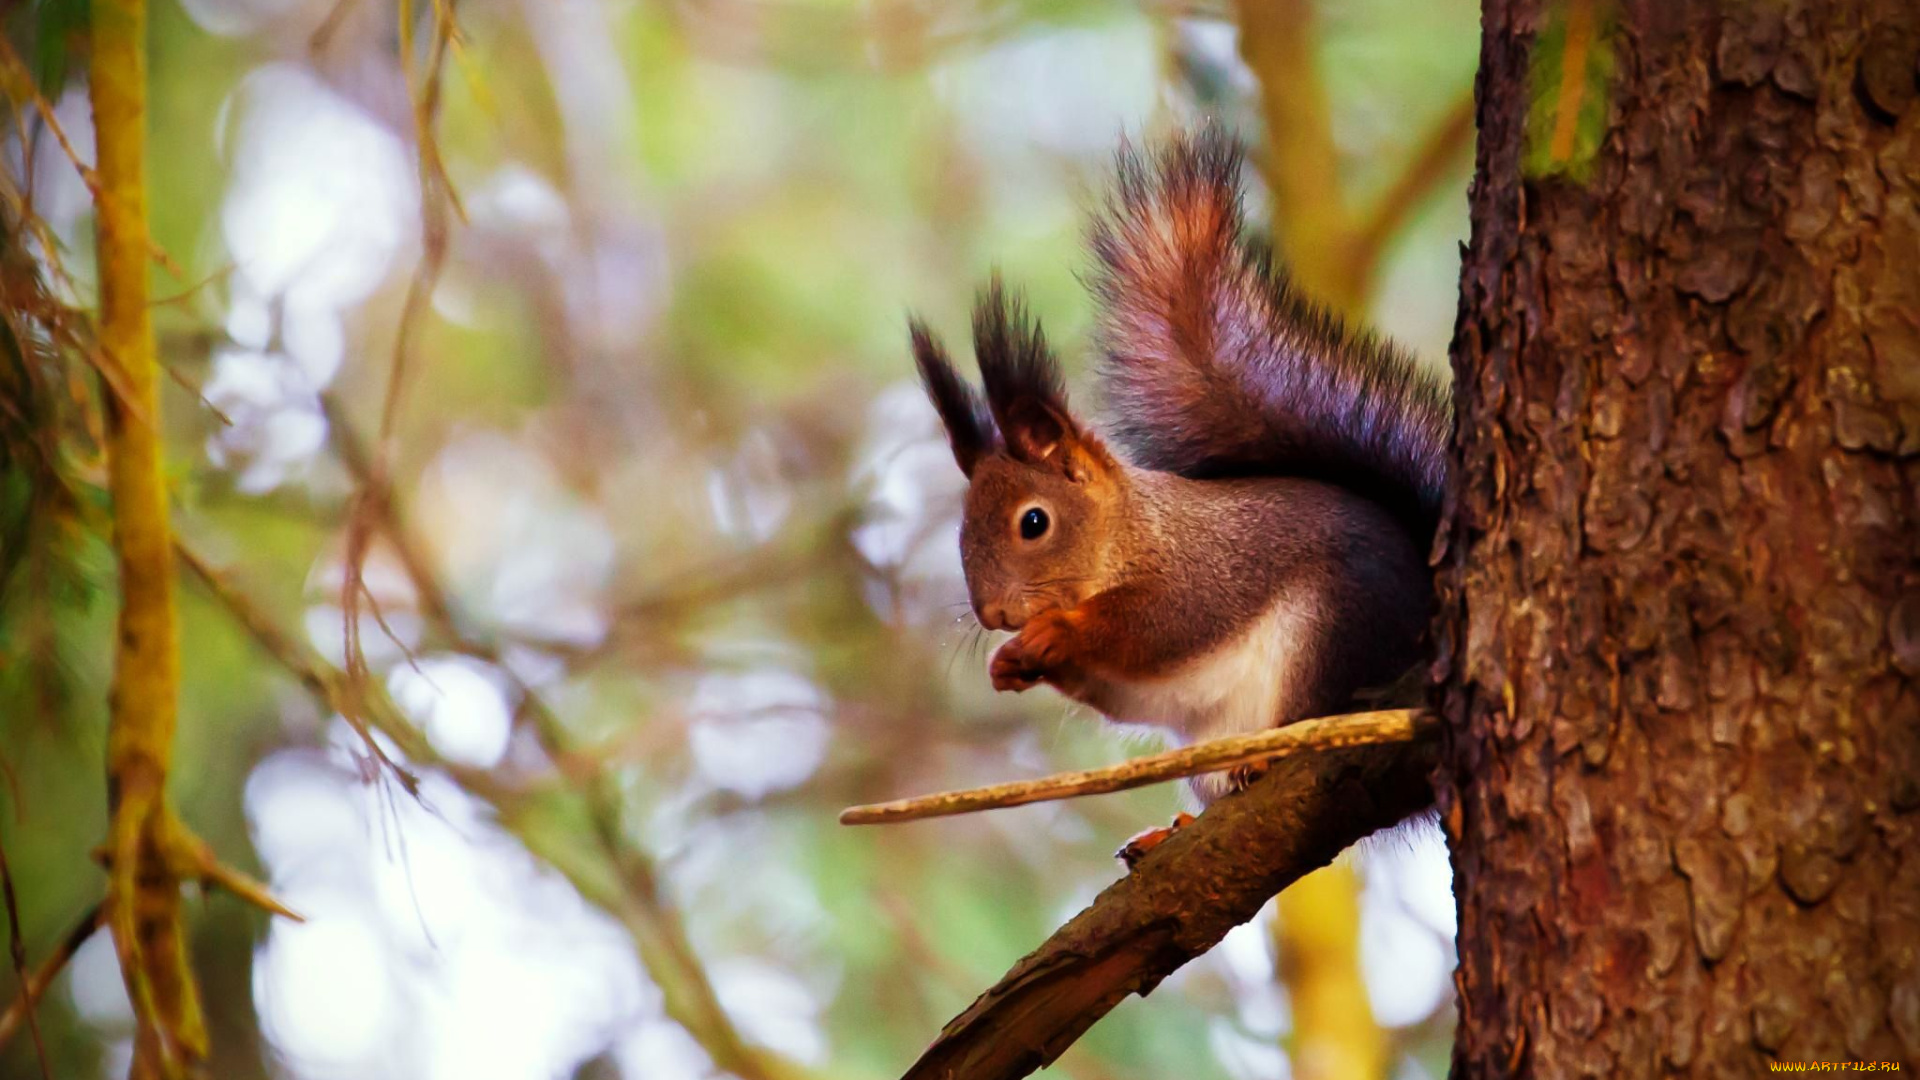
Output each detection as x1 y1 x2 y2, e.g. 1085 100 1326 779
0 1 1474 1078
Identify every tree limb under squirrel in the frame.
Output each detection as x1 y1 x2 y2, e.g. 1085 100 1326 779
898 737 1436 1080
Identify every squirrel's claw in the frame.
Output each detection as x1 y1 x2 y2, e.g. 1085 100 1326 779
1115 812 1197 870
1227 759 1273 792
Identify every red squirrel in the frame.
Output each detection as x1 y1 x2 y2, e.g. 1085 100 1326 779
909 130 1448 832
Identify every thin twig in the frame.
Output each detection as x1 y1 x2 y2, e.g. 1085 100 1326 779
175 542 463 801
1221 21 1461 1078
323 410 789 1079
176 534 805 1080
0 38 99 199
149 819 305 924
0 904 101 1054
0 35 183 281
320 397 458 631
338 0 462 786
840 708 1433 825
382 0 463 452
307 0 363 53
1346 88 1477 294
0 831 50 1075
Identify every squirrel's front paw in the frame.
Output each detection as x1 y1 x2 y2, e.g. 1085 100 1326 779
988 648 1040 692
989 610 1080 692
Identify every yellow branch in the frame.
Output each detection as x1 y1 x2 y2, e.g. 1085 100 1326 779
1279 865 1385 1080
840 710 1432 825
90 1 204 1074
1347 89 1477 302
1548 0 1598 166
1235 0 1357 309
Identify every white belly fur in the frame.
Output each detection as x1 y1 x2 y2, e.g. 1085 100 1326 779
1092 598 1316 746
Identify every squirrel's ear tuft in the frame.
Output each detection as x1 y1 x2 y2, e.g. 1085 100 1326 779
910 317 992 477
972 278 1114 482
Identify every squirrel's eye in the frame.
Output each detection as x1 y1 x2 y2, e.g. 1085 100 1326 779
1019 507 1050 541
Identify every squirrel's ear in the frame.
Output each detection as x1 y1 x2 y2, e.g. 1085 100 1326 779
910 318 992 477
972 278 1116 482
1000 399 1116 483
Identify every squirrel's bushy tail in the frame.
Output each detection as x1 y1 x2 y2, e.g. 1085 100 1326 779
1089 129 1450 541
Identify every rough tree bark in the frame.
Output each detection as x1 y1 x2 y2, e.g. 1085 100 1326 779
1439 1 1920 1075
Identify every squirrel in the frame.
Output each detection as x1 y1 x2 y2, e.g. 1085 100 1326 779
908 129 1449 836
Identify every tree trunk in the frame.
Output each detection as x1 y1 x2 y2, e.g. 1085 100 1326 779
1439 1 1920 1075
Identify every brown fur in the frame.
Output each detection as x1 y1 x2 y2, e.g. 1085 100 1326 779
985 470 1429 708
1089 130 1449 540
907 129 1445 752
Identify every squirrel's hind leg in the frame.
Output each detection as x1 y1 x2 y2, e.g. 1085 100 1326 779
1116 812 1197 870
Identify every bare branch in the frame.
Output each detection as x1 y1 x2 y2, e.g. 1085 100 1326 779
1345 88 1477 296
175 544 439 797
337 0 463 793
841 708 1431 825
176 537 810 1080
1235 0 1357 308
0 904 101 1054
899 737 1437 1080
145 814 305 924
0 829 52 1075
1233 5 1475 310
317 398 789 1076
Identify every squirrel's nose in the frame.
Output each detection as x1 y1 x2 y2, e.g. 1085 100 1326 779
977 602 1015 632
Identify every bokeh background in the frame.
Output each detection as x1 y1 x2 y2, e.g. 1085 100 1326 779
0 0 1477 1077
